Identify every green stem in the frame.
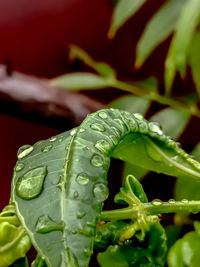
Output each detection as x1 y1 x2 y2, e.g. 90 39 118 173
100 200 200 221
111 80 200 118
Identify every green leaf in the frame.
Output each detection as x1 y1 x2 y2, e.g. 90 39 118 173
0 222 31 267
52 72 112 90
69 45 116 78
165 225 182 249
98 221 167 266
115 174 148 205
135 0 186 67
108 95 150 115
150 108 190 139
109 95 151 182
175 143 200 201
108 0 147 38
32 254 47 267
168 227 200 267
11 109 200 267
94 221 128 250
188 31 200 96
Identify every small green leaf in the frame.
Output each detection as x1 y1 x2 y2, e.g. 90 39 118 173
0 222 31 267
108 0 147 38
135 0 186 67
98 221 167 267
114 175 147 205
175 143 200 201
32 254 47 267
188 31 200 96
69 45 116 78
150 108 190 139
168 228 200 267
108 95 150 115
94 221 128 250
52 72 111 90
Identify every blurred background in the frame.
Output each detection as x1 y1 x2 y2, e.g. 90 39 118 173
1 0 200 221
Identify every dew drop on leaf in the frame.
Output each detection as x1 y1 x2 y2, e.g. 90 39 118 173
149 122 163 135
90 123 105 132
91 154 104 167
168 199 176 204
76 173 90 185
152 199 162 206
41 145 53 153
77 211 86 219
16 166 47 199
79 128 86 133
15 162 25 172
50 137 57 142
98 111 108 119
93 183 109 202
35 214 64 233
95 140 110 153
134 113 144 120
70 129 77 136
73 191 79 199
17 145 34 159
181 199 188 204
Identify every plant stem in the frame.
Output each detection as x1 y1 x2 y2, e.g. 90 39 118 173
111 80 200 118
100 200 200 221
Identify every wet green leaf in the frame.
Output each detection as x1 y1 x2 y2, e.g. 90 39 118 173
11 109 200 267
135 0 186 67
108 0 146 38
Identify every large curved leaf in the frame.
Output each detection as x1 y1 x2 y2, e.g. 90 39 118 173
11 109 200 267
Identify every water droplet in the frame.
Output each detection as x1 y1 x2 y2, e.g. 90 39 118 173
152 199 162 206
50 137 56 142
77 211 86 219
90 123 105 132
17 145 34 159
134 113 143 120
16 166 47 200
76 173 90 185
93 183 109 202
79 128 85 133
41 145 52 153
70 129 77 136
181 199 188 204
73 191 79 199
138 121 148 133
168 199 176 204
91 154 104 167
98 111 108 119
15 162 24 172
95 140 110 154
149 122 163 135
65 145 69 151
35 215 64 233
85 146 90 150
109 135 118 145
